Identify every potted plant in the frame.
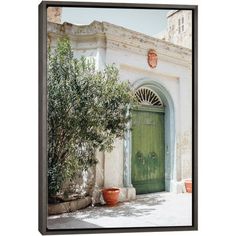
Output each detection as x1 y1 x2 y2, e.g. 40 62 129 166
102 188 120 206
184 179 192 193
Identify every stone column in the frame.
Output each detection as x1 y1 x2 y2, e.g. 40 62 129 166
122 121 136 201
123 126 133 187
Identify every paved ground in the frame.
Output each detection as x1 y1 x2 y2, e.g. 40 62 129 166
47 192 192 229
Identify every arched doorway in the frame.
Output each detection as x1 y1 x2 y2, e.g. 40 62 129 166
132 87 165 194
123 78 175 194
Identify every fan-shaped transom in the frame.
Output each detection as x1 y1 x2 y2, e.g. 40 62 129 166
135 87 163 107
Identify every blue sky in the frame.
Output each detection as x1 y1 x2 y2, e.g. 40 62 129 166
61 7 169 37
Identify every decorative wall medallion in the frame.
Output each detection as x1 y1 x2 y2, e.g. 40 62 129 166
147 49 158 68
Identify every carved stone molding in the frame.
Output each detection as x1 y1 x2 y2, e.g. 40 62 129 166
47 21 192 67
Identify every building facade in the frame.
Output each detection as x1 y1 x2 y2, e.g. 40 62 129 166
156 10 192 49
47 7 62 24
47 20 192 202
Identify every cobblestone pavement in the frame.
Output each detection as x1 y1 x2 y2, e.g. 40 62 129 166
47 192 192 229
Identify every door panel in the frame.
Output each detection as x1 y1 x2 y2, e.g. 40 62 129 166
131 108 165 194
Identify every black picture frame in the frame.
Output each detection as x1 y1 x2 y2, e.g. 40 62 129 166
39 1 198 234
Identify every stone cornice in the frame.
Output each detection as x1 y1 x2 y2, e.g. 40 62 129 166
47 21 192 67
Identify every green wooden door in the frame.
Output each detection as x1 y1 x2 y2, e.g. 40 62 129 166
131 107 165 194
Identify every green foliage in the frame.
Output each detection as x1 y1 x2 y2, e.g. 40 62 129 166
47 38 136 197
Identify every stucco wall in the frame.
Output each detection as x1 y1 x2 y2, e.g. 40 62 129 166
104 139 124 188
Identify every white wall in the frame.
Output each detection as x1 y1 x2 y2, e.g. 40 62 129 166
1 1 236 236
106 45 192 183
104 139 124 187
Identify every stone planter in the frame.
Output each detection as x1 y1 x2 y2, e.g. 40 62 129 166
48 196 92 215
102 188 120 206
185 180 192 193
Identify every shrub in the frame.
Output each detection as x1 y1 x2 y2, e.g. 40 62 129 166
47 38 135 198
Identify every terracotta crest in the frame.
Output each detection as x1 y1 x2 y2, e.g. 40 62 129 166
147 49 158 68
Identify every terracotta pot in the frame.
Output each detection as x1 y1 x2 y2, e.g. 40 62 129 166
185 180 192 193
102 188 120 206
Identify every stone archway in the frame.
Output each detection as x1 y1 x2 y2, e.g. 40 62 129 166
123 78 176 192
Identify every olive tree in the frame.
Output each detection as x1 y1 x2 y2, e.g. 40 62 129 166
47 38 135 199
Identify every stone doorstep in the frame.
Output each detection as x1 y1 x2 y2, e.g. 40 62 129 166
48 196 92 215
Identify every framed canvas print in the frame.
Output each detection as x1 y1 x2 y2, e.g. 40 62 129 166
39 1 198 234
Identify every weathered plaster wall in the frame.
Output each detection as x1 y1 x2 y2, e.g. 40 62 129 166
178 72 192 180
47 7 62 24
104 139 124 188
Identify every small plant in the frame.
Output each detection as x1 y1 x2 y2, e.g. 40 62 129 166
47 38 136 199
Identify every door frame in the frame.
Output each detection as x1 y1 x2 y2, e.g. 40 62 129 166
123 78 176 192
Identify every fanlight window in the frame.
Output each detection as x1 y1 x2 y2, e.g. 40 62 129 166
135 87 163 107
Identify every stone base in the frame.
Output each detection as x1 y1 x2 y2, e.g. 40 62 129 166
170 180 185 193
48 196 92 215
118 187 136 202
